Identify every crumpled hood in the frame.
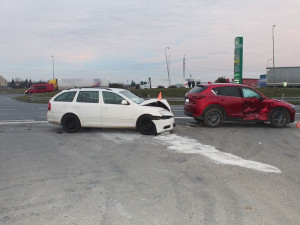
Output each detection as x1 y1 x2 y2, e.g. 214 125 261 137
140 98 171 111
268 98 294 106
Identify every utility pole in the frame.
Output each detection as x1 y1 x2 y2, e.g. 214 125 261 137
51 56 54 80
183 55 185 78
169 55 171 86
165 47 170 87
272 25 275 68
272 25 276 88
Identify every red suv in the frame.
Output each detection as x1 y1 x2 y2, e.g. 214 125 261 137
184 83 296 128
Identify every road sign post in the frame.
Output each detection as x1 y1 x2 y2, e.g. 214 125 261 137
234 37 243 84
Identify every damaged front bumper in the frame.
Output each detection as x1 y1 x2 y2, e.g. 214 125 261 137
152 117 176 134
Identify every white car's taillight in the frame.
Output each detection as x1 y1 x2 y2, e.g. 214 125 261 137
48 102 51 111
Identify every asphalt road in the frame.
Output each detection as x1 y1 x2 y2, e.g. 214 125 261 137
1 94 300 225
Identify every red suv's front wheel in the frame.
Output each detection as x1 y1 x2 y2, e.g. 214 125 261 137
271 109 289 128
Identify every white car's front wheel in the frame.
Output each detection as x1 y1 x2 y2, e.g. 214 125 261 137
137 115 157 135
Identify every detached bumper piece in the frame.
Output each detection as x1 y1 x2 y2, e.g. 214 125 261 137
152 117 175 134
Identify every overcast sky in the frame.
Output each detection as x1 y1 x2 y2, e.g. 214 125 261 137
1 0 300 84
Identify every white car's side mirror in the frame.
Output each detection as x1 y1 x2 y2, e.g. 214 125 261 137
121 100 129 105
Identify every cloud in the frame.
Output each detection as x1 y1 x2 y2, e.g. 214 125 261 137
1 0 300 82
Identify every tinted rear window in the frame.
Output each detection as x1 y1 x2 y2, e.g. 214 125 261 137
213 86 241 97
54 91 76 102
188 85 207 94
77 91 99 103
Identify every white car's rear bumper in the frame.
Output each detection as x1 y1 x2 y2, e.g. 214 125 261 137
47 111 62 125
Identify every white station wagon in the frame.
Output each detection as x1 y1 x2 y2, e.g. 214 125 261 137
47 88 175 135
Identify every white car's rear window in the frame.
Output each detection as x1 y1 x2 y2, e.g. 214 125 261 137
54 91 76 102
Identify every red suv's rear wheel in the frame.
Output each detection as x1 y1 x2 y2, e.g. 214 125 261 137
203 108 224 127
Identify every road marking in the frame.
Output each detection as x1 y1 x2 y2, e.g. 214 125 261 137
155 134 282 173
0 120 48 125
0 108 47 110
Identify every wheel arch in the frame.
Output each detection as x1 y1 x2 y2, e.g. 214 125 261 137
202 104 226 118
269 106 290 123
136 114 157 135
61 112 81 125
135 114 155 128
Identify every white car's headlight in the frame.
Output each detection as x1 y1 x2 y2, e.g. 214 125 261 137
159 110 173 117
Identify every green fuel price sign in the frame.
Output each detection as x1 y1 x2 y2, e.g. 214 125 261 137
234 37 243 84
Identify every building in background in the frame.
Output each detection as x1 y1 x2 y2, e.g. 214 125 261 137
0 75 8 88
242 78 259 87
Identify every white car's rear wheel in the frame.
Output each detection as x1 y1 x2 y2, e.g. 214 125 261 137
62 114 81 133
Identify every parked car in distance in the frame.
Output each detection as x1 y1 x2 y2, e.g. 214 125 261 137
25 83 55 94
47 88 175 135
184 83 296 128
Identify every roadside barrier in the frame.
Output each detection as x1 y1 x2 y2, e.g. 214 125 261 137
26 96 300 104
167 97 300 103
28 96 51 102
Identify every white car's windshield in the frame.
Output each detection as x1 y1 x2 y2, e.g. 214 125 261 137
120 91 145 104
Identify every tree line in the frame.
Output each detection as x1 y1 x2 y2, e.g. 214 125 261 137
9 78 48 88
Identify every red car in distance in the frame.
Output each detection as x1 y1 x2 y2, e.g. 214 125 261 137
25 83 55 95
184 83 296 128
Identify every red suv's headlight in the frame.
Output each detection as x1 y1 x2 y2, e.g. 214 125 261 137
193 95 205 99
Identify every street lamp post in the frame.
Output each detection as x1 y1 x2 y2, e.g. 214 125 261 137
272 25 276 87
168 55 171 86
165 47 170 87
51 56 55 80
272 25 275 68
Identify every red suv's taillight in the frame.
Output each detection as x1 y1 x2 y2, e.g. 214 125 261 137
48 102 51 111
185 95 206 104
